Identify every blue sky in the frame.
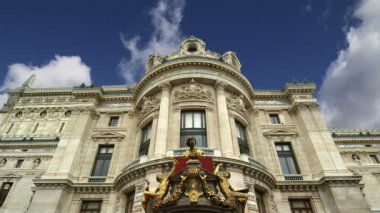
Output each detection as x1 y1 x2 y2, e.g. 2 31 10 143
1 0 380 129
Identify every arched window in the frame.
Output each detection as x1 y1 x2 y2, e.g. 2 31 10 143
235 121 250 155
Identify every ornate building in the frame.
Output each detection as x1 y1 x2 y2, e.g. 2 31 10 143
0 36 379 213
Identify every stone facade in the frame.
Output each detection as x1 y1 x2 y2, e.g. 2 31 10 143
0 36 378 213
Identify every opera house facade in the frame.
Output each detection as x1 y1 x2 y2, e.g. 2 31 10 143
0 37 379 213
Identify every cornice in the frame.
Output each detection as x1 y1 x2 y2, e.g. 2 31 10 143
114 156 277 191
276 175 363 192
33 179 113 193
133 58 255 100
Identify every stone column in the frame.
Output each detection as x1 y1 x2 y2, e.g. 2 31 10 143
154 82 171 157
215 81 234 157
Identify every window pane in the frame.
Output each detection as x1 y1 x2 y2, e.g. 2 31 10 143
283 145 290 151
100 160 110 176
275 145 282 151
193 113 202 128
106 147 114 154
279 158 290 174
100 148 107 153
286 157 298 174
185 113 193 128
93 160 104 176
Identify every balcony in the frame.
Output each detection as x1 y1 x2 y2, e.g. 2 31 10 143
172 147 216 156
88 176 106 183
284 174 303 181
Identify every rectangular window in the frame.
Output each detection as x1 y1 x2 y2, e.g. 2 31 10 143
180 111 207 147
32 123 39 133
275 143 300 175
125 190 135 213
15 159 24 168
255 190 266 213
235 121 250 155
289 199 314 213
269 114 280 124
370 155 379 163
6 124 13 134
139 122 152 156
80 200 102 213
108 116 119 127
0 182 13 207
91 146 114 177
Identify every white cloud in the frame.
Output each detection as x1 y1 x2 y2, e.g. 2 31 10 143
118 0 186 84
0 55 92 108
319 0 380 129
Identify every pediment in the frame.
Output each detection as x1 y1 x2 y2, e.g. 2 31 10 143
263 129 298 137
91 132 125 139
0 172 22 179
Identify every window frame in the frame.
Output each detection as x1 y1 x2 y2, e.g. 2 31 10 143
125 190 135 213
91 145 114 177
269 113 281 124
289 198 314 213
275 143 300 175
180 110 207 147
255 189 267 213
108 116 119 127
235 120 250 155
0 182 13 207
370 155 379 163
80 200 102 213
15 159 24 168
139 122 152 157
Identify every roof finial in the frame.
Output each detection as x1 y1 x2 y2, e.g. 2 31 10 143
22 74 36 88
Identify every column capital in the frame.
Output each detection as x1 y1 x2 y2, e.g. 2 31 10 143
159 81 172 91
214 80 227 91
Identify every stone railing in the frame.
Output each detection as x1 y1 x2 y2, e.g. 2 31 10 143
171 147 218 156
88 176 106 183
284 174 304 181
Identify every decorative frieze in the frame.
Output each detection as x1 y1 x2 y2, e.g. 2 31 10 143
138 96 160 119
173 79 213 103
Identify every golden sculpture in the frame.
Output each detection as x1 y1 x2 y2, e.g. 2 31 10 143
142 159 178 209
214 164 248 200
183 137 204 159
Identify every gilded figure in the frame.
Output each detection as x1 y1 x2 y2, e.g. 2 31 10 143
213 164 248 200
142 159 178 209
183 137 204 159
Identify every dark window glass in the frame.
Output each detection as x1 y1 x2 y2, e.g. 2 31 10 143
32 123 39 133
269 114 280 124
125 190 135 213
139 122 152 156
0 182 13 207
255 190 266 213
59 122 65 133
370 155 379 163
91 146 114 177
80 200 102 213
275 143 300 174
15 159 24 168
180 111 207 147
6 124 13 134
236 121 250 155
289 199 314 213
108 116 119 127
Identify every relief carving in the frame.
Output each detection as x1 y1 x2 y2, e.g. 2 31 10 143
139 96 160 118
173 79 212 103
227 94 247 113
